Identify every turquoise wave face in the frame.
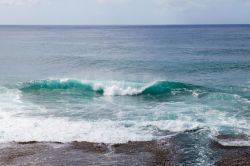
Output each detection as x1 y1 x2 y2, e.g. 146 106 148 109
142 81 204 95
19 79 206 97
20 79 104 94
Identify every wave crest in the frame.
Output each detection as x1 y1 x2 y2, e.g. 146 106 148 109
19 79 204 96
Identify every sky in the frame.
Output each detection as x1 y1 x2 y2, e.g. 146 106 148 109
0 0 250 25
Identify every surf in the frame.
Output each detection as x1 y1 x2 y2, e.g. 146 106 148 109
19 79 205 96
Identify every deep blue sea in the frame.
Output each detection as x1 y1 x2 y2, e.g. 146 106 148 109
0 25 249 165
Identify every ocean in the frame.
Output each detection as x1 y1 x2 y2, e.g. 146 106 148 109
0 25 249 165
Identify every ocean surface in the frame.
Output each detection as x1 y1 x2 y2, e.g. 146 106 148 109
0 25 250 165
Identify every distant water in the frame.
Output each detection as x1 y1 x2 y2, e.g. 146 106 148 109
0 25 250 165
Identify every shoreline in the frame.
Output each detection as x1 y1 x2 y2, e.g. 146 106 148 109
0 136 249 166
0 139 174 166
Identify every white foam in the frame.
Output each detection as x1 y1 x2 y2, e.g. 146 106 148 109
103 85 141 96
217 139 250 146
0 85 202 143
91 80 144 96
0 115 202 143
0 87 24 117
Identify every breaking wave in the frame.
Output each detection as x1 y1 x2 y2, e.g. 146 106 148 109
19 79 205 96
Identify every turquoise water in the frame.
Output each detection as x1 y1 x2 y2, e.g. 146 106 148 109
0 25 250 165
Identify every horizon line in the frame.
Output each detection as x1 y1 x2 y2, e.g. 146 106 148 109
0 24 250 26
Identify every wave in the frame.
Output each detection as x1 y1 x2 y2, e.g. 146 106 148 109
19 79 205 96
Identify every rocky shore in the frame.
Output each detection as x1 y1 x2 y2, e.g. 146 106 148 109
0 136 249 166
0 139 174 166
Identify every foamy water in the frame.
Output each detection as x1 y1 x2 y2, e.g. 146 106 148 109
0 79 249 144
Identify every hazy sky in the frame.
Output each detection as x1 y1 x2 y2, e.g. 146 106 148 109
0 0 250 25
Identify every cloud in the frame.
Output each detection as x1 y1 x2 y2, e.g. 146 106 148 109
96 0 131 5
0 0 39 6
156 0 249 10
155 0 212 10
0 0 249 24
